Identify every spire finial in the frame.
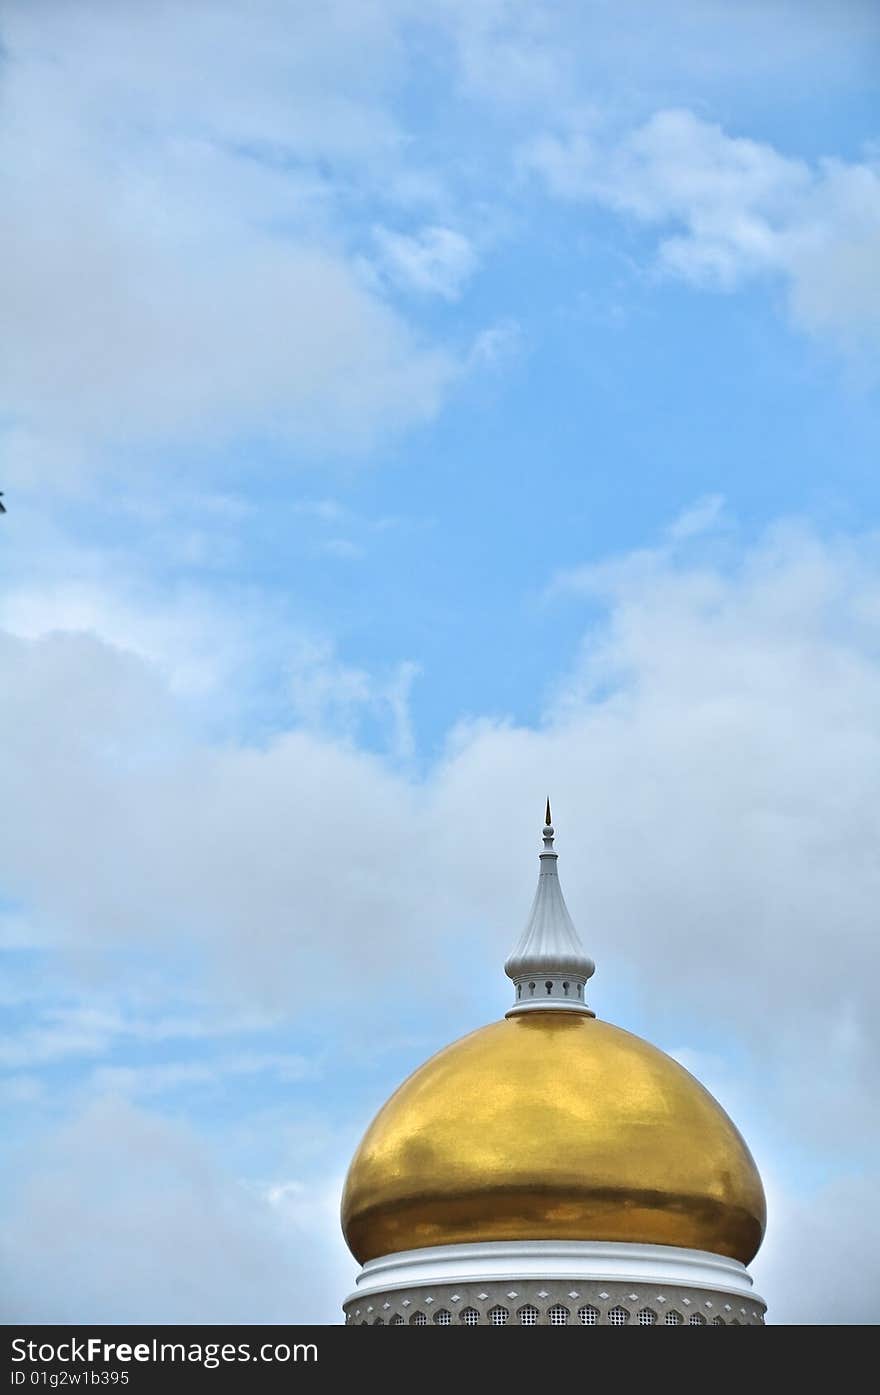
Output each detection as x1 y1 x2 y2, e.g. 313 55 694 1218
504 806 595 1018
542 799 555 851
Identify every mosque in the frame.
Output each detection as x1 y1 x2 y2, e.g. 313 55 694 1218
340 804 766 1325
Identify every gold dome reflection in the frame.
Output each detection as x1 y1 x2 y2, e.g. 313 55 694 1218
341 1013 766 1265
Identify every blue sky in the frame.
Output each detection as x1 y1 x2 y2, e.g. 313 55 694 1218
2 1 880 1324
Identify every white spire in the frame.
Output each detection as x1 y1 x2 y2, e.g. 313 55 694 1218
504 801 595 1017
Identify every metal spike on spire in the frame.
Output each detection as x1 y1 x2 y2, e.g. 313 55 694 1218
504 806 595 1018
544 797 552 827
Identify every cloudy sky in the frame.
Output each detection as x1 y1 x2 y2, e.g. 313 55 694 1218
1 1 879 1326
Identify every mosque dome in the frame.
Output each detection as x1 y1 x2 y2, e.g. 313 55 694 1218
340 803 768 1326
341 1013 765 1265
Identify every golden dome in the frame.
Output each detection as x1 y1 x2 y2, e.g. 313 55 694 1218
341 1012 766 1266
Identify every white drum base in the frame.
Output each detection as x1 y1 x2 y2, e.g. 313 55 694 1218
343 1240 765 1326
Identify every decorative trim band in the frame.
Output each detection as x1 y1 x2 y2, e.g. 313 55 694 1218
347 1240 762 1306
343 1273 765 1325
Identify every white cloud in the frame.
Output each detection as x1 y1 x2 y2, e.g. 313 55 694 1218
0 2 456 466
0 1095 350 1322
523 107 880 351
0 1076 45 1106
443 0 574 110
3 1 876 480
0 547 416 744
666 493 727 541
0 1010 120 1072
319 538 365 561
88 1053 314 1099
3 517 880 1094
445 0 880 113
373 224 479 299
0 580 258 703
467 319 523 369
753 1173 880 1324
287 638 420 760
293 499 346 524
0 1001 301 1073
